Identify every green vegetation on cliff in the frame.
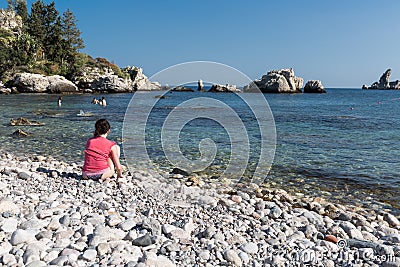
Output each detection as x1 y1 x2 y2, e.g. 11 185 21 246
0 0 126 82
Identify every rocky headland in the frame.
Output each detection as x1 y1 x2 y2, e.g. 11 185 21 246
2 65 162 94
244 68 325 94
0 151 399 266
363 69 400 90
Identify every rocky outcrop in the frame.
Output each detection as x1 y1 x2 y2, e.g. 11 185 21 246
244 68 303 93
365 69 400 90
72 66 133 92
197 80 204 91
304 80 326 93
125 66 161 91
389 80 400 89
47 75 79 93
209 84 241 93
12 73 78 93
171 86 194 92
72 66 161 92
91 75 133 93
0 9 22 35
0 81 11 94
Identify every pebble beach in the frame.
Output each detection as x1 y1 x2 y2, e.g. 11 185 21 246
0 151 399 267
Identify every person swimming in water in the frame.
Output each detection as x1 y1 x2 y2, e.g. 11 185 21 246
91 97 99 104
58 96 62 107
100 97 107 107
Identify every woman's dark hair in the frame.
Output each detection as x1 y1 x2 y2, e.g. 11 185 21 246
94 119 110 137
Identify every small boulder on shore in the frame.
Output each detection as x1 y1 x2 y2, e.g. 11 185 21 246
304 80 326 93
244 68 303 93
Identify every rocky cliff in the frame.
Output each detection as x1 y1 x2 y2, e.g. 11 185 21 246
364 69 400 90
304 80 326 93
0 9 22 35
71 65 161 93
244 68 303 93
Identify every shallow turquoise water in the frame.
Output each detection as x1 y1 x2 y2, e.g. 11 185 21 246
0 89 399 213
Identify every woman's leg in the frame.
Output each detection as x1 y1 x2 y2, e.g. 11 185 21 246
110 144 123 177
101 157 115 180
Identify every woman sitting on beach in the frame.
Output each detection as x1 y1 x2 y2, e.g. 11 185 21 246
82 119 123 180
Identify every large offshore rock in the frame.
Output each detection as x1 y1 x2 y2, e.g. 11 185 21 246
304 80 326 93
125 66 161 91
209 84 241 93
366 69 400 89
245 68 303 93
378 69 391 89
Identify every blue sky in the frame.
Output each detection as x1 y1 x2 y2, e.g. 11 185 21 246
3 0 400 87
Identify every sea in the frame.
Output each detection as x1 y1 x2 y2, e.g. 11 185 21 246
1 88 399 214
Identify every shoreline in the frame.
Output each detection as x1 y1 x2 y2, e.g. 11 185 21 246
0 150 399 266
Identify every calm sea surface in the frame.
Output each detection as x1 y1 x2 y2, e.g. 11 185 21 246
0 89 399 213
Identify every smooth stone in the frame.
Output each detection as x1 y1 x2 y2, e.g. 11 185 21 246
43 250 60 262
50 256 69 265
269 206 282 219
144 254 176 267
142 217 161 235
1 217 18 233
224 249 242 267
2 253 17 265
196 195 217 206
119 219 136 231
98 201 112 210
25 261 47 267
384 213 400 227
238 251 249 264
106 214 123 227
18 171 31 180
10 229 36 245
162 224 177 235
198 250 210 261
97 243 111 256
0 199 20 214
0 242 12 256
132 234 154 247
79 224 94 236
82 249 97 261
241 242 258 254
